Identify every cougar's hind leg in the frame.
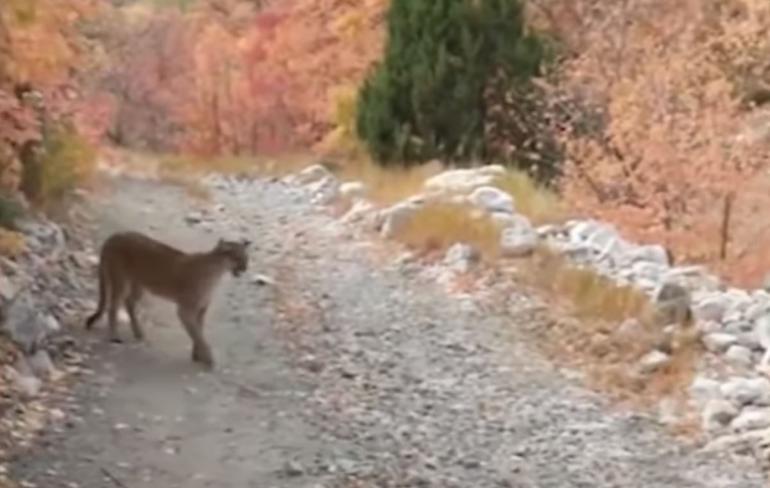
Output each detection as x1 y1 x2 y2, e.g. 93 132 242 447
125 284 145 341
107 274 128 343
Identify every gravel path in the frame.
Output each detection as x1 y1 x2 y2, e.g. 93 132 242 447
9 173 766 487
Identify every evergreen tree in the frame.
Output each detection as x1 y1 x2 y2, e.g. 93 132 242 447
357 0 544 167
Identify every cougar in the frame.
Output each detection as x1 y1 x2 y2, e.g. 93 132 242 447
85 231 251 368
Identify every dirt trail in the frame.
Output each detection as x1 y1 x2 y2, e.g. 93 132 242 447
10 173 767 487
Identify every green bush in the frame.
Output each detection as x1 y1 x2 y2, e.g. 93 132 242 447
0 193 22 229
356 0 545 167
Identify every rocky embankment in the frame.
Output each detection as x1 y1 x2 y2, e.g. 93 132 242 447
291 161 770 471
0 201 96 483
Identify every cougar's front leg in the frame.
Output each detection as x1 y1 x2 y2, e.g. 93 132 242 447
178 304 213 369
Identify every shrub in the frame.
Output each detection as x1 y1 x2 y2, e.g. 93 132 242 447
0 193 22 229
357 0 545 166
23 123 97 206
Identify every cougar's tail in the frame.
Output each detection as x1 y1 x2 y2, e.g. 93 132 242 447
85 260 108 329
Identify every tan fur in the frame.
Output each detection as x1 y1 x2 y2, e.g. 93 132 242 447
85 231 251 368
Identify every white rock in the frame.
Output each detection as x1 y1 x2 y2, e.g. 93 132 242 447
631 261 665 282
443 243 479 273
755 314 770 350
2 295 60 353
468 186 515 214
293 164 332 185
721 377 770 406
690 376 723 402
697 320 721 335
638 349 671 374
693 295 730 323
567 220 614 244
724 320 752 334
308 175 340 205
499 219 537 258
423 168 498 194
250 274 275 287
380 202 420 238
627 244 671 266
746 302 770 322
477 164 507 177
339 181 367 200
702 332 738 353
702 399 739 431
725 344 754 367
736 331 761 351
6 366 42 399
27 349 57 379
731 407 770 432
0 275 16 301
341 199 377 226
585 227 619 252
723 309 744 324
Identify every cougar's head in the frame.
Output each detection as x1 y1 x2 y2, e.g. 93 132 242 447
215 238 251 277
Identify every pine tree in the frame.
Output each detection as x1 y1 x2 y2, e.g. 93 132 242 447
356 0 544 167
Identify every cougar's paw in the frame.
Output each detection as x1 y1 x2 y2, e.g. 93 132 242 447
192 345 215 370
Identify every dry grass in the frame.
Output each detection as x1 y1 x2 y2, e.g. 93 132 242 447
492 170 567 225
527 247 649 323
391 202 501 260
0 229 25 257
517 246 701 410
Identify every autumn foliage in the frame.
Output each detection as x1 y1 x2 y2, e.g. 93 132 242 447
88 0 387 156
528 0 770 285
0 0 100 198
5 0 770 285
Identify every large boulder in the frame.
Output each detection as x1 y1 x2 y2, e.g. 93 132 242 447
1 292 60 354
423 165 506 194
